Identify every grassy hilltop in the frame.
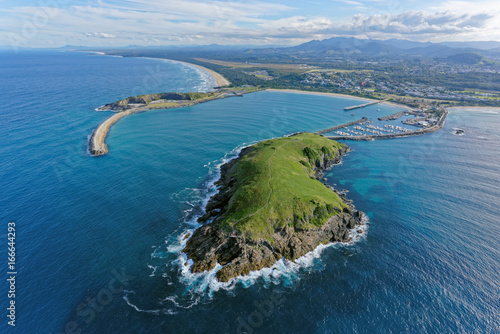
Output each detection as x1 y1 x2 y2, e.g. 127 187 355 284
215 132 348 240
185 132 360 280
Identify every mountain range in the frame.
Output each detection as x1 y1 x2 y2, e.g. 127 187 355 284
3 37 500 64
247 37 500 63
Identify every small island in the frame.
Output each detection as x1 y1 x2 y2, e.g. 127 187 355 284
183 132 363 282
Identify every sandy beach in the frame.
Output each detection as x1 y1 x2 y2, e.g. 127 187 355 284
265 89 411 110
98 53 231 88
143 57 230 87
185 62 230 87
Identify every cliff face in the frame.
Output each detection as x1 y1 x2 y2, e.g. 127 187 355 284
183 133 363 282
184 207 362 282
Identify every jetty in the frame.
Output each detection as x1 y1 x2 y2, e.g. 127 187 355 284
344 99 387 111
315 118 368 135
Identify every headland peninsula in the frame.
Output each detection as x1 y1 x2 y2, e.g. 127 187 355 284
183 132 364 282
89 86 261 155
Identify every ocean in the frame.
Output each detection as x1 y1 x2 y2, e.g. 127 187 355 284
0 50 498 334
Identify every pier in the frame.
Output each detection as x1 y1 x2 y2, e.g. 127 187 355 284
344 99 387 111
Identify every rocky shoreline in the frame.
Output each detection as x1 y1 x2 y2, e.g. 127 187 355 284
183 141 364 282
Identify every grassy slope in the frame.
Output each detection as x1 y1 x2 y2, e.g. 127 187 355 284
219 133 348 240
112 92 217 109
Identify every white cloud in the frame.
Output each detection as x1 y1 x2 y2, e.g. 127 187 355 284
258 10 498 41
339 0 364 6
429 0 500 13
86 32 116 38
0 1 499 47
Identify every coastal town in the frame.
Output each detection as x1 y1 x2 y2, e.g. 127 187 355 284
300 67 500 105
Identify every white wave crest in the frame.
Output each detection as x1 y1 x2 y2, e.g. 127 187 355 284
123 291 175 315
142 143 369 311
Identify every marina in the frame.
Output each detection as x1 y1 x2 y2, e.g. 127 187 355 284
316 107 448 141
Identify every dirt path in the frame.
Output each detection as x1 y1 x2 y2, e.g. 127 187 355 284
232 141 291 225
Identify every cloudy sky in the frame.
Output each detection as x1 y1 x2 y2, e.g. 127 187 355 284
2 0 500 48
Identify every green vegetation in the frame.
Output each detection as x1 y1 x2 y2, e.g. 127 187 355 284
219 133 347 240
111 92 218 109
101 85 267 112
104 47 500 108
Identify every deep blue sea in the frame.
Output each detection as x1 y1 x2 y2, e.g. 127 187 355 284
0 50 498 334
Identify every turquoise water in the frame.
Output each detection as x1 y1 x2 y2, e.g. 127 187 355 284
0 51 498 333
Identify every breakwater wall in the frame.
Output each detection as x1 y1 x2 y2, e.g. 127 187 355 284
378 110 408 121
315 117 368 135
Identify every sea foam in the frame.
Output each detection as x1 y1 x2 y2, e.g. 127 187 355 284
137 142 368 315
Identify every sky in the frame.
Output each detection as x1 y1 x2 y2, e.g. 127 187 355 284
1 0 500 48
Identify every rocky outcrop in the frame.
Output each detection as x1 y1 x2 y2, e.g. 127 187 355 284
183 142 363 282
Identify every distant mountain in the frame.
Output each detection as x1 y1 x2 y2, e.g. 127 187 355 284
441 41 500 50
289 37 400 55
376 38 434 50
405 44 465 58
248 37 499 61
58 45 97 50
65 43 284 52
444 52 484 65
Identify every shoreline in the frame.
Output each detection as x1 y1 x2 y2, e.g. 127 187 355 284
89 68 455 156
88 55 232 156
92 51 230 88
87 87 434 156
182 134 364 282
265 89 412 111
114 53 230 88
139 56 231 88
174 60 230 87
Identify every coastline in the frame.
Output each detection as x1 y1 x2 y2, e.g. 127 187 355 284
89 109 139 155
88 55 231 156
175 60 230 87
94 51 231 88
265 88 412 111
128 55 230 88
88 87 426 156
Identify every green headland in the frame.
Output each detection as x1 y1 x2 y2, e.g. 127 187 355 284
184 132 363 281
214 133 348 239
